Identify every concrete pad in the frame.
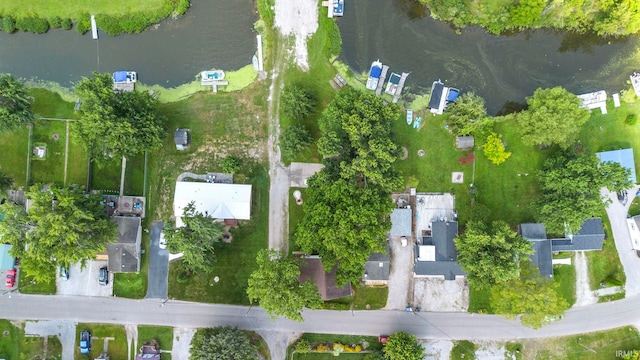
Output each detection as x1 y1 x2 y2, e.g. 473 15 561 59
413 277 469 312
172 328 196 360
385 236 413 310
57 260 112 297
452 172 464 184
552 258 572 265
289 162 324 188
415 193 456 238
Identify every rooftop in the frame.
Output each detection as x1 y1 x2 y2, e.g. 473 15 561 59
174 182 252 227
596 148 637 184
299 257 352 300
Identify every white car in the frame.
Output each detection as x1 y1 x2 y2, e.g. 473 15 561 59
159 232 167 249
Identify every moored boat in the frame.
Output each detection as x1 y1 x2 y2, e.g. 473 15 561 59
406 109 413 125
366 60 383 91
201 70 225 81
112 70 137 83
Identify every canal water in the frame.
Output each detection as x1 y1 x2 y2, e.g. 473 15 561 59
338 0 640 114
0 1 257 87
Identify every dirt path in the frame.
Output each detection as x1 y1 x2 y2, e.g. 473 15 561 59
574 251 597 307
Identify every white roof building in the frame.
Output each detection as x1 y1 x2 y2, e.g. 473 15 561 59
173 182 252 227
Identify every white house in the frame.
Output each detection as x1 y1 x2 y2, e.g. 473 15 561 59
173 182 252 227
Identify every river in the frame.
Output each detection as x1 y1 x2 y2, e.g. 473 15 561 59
0 1 257 87
338 0 640 114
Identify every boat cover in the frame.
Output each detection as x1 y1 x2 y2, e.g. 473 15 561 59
369 66 382 78
428 82 444 109
447 89 460 102
114 71 127 82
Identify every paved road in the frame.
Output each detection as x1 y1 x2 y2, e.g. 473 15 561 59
146 221 169 299
1 294 638 342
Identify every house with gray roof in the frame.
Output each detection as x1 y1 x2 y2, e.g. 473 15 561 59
414 220 465 280
362 245 390 285
520 218 605 278
107 216 142 273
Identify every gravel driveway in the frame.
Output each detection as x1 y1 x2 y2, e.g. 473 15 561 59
172 327 196 360
385 235 413 310
24 320 75 360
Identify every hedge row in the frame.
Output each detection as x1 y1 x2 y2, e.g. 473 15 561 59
0 0 190 35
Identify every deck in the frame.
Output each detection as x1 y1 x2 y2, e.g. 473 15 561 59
113 82 134 92
201 80 229 93
632 73 640 96
392 72 410 103
375 65 389 96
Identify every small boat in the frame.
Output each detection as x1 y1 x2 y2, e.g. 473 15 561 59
385 72 401 95
201 70 225 81
413 116 422 129
631 72 640 96
406 109 413 125
428 80 459 115
252 55 259 71
366 60 383 91
112 70 137 83
333 0 344 16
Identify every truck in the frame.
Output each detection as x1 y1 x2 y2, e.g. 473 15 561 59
79 330 91 354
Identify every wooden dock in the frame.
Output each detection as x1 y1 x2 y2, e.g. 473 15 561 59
329 74 347 91
392 72 410 103
201 80 229 93
113 82 134 92
375 65 389 96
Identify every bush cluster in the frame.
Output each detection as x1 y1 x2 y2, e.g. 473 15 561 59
625 113 638 126
1 16 16 33
16 17 50 34
312 342 363 353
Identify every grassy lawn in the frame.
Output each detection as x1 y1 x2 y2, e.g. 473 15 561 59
91 153 145 195
451 340 476 360
246 331 271 360
167 164 269 304
18 270 56 295
29 120 67 185
288 334 383 360
553 263 576 307
323 283 388 311
0 0 165 18
137 325 173 352
75 324 127 360
587 213 625 290
0 125 29 188
0 320 61 359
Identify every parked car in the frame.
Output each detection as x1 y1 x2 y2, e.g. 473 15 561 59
79 330 91 354
98 267 108 286
5 269 15 288
60 266 69 280
618 190 629 205
159 231 167 250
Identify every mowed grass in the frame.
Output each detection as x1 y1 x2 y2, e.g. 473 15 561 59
0 320 61 359
30 120 67 185
0 0 165 18
137 325 173 351
113 228 148 298
0 125 29 188
288 333 383 360
75 324 127 360
553 262 577 307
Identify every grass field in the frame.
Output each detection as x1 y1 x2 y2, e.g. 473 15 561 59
0 0 165 18
288 334 383 360
75 324 127 359
113 228 148 298
137 325 173 352
553 262 577 307
451 340 477 360
0 320 61 359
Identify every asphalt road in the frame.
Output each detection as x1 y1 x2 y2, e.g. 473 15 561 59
146 221 168 299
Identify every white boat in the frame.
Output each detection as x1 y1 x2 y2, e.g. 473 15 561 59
631 72 640 96
201 70 225 81
406 109 413 125
385 72 401 95
366 60 383 91
112 70 137 83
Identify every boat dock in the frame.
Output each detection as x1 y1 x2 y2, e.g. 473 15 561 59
392 72 409 103
375 65 389 96
113 82 134 92
632 72 640 96
201 79 228 93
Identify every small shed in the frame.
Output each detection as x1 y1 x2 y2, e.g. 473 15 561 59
455 136 474 150
174 128 190 151
0 244 15 271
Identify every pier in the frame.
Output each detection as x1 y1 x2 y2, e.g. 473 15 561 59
375 65 389 96
392 72 410 103
201 79 229 93
113 83 134 92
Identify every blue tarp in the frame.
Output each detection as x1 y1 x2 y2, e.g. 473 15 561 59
114 71 127 82
596 148 637 184
369 66 382 78
447 89 460 102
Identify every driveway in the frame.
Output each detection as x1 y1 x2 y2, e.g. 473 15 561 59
602 187 640 297
24 320 75 360
57 260 112 297
146 221 169 299
385 235 413 310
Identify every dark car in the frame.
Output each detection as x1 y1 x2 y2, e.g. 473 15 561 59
618 190 628 205
60 266 69 280
98 267 108 286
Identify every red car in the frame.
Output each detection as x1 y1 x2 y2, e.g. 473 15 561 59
5 269 15 288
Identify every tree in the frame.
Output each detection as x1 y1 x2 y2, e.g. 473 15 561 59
73 73 165 165
247 249 322 321
383 331 424 360
280 124 312 161
164 202 224 274
446 92 489 136
296 170 394 285
515 87 590 149
0 185 115 283
536 151 631 234
0 170 13 191
190 326 258 360
0 74 34 134
482 132 511 165
455 221 533 288
281 84 315 121
492 261 569 329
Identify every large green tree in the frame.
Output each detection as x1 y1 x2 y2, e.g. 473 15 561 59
446 92 489 136
383 331 424 360
515 87 590 149
455 221 533 288
247 249 322 321
73 73 164 165
280 124 312 161
0 185 114 283
296 170 394 285
164 202 224 274
190 326 258 360
0 74 34 134
492 261 569 329
536 151 631 234
281 84 315 121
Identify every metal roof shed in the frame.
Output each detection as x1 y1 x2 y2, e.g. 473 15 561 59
596 148 637 184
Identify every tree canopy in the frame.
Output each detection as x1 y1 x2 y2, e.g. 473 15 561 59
280 124 312 161
296 169 394 286
281 84 315 121
455 221 533 288
0 74 34 134
0 185 114 283
246 249 322 321
164 202 224 274
536 151 631 234
383 331 424 360
482 132 511 165
73 72 164 165
515 87 590 149
491 261 569 329
190 326 258 360
446 92 489 136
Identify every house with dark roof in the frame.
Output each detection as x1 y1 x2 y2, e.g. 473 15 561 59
414 220 465 280
174 128 190 151
107 216 142 273
362 246 390 285
520 218 605 278
299 256 352 301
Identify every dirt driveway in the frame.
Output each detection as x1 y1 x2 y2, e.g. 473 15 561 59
413 277 469 312
57 260 112 297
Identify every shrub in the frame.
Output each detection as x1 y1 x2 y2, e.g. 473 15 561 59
625 113 637 126
16 17 49 34
61 18 73 30
49 16 62 29
221 156 241 174
280 124 312 161
76 14 91 34
294 339 310 354
315 343 330 352
482 132 511 165
174 0 191 16
1 16 15 33
281 85 315 121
